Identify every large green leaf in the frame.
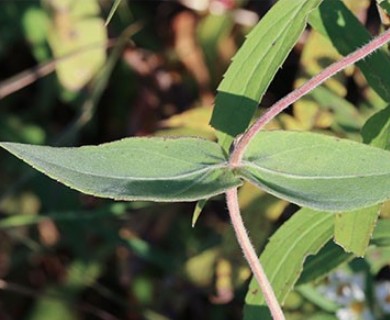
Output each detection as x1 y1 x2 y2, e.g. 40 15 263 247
210 0 323 151
0 138 241 202
244 208 334 319
238 131 390 211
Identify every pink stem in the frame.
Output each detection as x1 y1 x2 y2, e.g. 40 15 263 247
230 27 390 167
226 188 285 320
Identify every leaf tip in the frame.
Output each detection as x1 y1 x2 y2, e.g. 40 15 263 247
192 199 208 227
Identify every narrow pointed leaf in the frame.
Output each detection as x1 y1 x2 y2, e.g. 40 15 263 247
105 0 122 26
238 130 390 211
210 0 323 151
192 199 207 227
0 138 241 202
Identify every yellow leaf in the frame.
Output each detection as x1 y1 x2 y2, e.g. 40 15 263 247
47 0 106 91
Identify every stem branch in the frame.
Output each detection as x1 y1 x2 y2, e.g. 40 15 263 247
226 188 285 320
230 27 390 166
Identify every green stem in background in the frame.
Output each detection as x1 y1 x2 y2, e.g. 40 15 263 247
225 27 390 319
230 27 390 167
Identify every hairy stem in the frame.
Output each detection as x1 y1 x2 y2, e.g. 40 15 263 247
230 27 390 166
226 188 285 320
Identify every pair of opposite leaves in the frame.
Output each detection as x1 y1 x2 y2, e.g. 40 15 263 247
1 130 390 212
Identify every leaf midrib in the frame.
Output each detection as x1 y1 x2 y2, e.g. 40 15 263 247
22 152 231 181
240 161 390 180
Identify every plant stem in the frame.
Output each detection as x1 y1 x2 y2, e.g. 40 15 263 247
226 188 285 320
230 27 390 167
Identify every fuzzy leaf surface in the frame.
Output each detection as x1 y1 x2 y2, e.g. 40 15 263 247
335 207 380 257
0 138 241 202
239 131 390 211
333 106 390 255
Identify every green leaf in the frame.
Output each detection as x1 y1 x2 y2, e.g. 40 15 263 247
333 106 390 256
297 284 339 312
239 131 390 211
47 0 107 91
299 218 390 286
377 0 390 15
22 6 50 62
333 198 380 258
245 216 390 319
210 0 323 151
371 219 390 247
362 105 390 149
105 0 122 26
192 199 207 227
0 137 241 202
197 13 234 85
244 208 334 319
309 0 390 102
309 86 364 131
244 214 390 319
0 203 130 229
297 240 353 285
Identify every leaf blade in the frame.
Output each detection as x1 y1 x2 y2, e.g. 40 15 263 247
239 131 390 211
334 207 380 257
0 137 242 202
210 0 323 151
333 105 390 255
